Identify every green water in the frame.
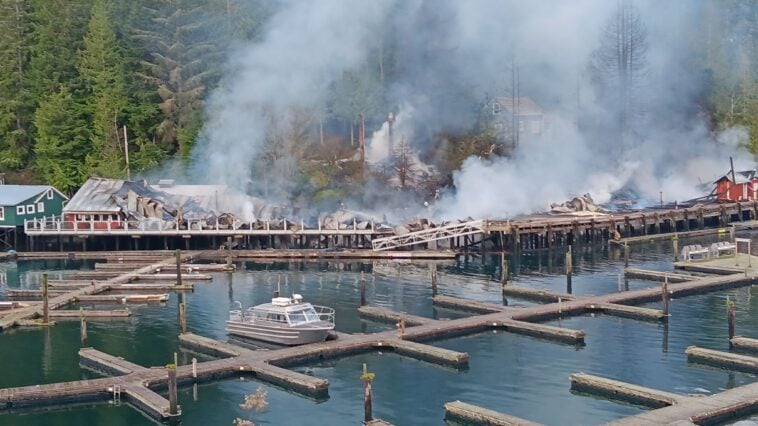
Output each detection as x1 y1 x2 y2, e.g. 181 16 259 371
0 235 757 425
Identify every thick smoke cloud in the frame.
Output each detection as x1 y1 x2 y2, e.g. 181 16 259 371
193 0 754 221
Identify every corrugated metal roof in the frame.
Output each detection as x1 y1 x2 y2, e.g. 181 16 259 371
0 185 51 206
64 178 132 213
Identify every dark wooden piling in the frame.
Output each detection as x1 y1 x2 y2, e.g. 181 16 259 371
42 273 49 324
167 364 178 415
431 264 438 297
672 236 679 261
727 298 736 341
565 247 573 294
661 276 670 317
179 302 187 334
175 249 182 287
500 253 508 285
624 242 629 268
226 236 233 267
362 363 373 424
359 273 367 306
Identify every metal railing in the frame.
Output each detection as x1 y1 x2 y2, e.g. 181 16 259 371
372 219 485 251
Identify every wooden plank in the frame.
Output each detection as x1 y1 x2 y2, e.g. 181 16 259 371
247 362 329 398
75 294 169 303
122 382 177 419
432 295 506 314
624 268 698 283
496 319 585 344
686 346 758 373
49 309 131 318
586 303 666 321
109 284 194 291
444 401 543 426
731 336 758 353
178 332 244 358
385 339 468 367
570 373 684 408
79 347 147 376
501 285 576 303
357 306 430 326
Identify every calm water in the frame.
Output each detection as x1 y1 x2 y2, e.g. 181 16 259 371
1 233 757 425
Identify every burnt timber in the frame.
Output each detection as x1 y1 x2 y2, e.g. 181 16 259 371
17 200 758 253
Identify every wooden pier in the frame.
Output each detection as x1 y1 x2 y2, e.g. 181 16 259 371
2 248 758 423
569 373 685 408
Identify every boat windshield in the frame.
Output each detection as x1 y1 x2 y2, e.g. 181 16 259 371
288 307 319 325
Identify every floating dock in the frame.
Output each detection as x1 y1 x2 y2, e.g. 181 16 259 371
443 401 543 426
569 373 684 408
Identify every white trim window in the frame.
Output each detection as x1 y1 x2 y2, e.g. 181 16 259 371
0 206 4 221
17 206 24 215
37 202 45 213
26 204 35 214
492 102 501 115
46 189 53 200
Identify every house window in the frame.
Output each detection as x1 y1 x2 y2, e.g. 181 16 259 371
17 206 24 215
37 202 45 213
26 204 35 214
46 189 53 200
0 207 4 221
492 102 501 114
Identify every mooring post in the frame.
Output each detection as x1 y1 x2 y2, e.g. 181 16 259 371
624 242 629 268
167 363 178 415
359 272 367 306
727 297 736 342
558 297 562 316
662 276 670 317
42 272 49 324
226 236 233 267
396 318 405 338
617 273 622 292
79 308 88 346
192 357 197 379
565 247 573 294
672 236 679 261
175 249 182 287
431 264 438 297
361 363 374 423
500 253 509 285
179 302 187 334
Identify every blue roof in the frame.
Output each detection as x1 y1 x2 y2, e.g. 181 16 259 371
0 185 53 206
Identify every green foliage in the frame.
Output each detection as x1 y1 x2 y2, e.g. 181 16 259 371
0 0 33 169
32 87 89 191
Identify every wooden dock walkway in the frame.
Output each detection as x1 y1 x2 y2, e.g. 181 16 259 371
443 400 543 426
570 373 685 408
2 250 758 422
0 251 199 331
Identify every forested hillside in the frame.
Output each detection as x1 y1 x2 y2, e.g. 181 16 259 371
0 0 756 208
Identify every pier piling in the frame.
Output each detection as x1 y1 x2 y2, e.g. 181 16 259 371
662 276 670 317
727 298 736 341
179 302 187 334
167 364 179 415
431 265 438 297
42 273 49 324
362 363 373 423
624 243 629 268
360 273 367 307
565 247 572 293
175 249 182 287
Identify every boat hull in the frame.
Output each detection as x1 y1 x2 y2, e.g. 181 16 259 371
225 320 333 346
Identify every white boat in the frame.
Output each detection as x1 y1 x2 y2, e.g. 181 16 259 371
226 294 336 346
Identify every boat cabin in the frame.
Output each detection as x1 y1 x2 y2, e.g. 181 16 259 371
231 295 329 326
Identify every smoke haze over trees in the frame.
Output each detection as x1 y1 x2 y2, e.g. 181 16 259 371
0 0 757 219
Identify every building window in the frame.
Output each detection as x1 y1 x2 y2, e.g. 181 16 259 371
37 202 45 213
26 204 35 214
531 120 541 134
0 207 4 221
47 189 53 199
17 206 25 215
492 102 501 114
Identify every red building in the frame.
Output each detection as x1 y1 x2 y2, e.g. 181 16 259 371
714 170 758 201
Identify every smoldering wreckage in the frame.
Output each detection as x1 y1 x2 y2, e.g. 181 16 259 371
54 176 637 247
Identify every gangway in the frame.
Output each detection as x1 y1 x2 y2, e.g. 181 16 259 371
372 220 485 251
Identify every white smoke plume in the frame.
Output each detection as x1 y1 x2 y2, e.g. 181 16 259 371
191 0 755 222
